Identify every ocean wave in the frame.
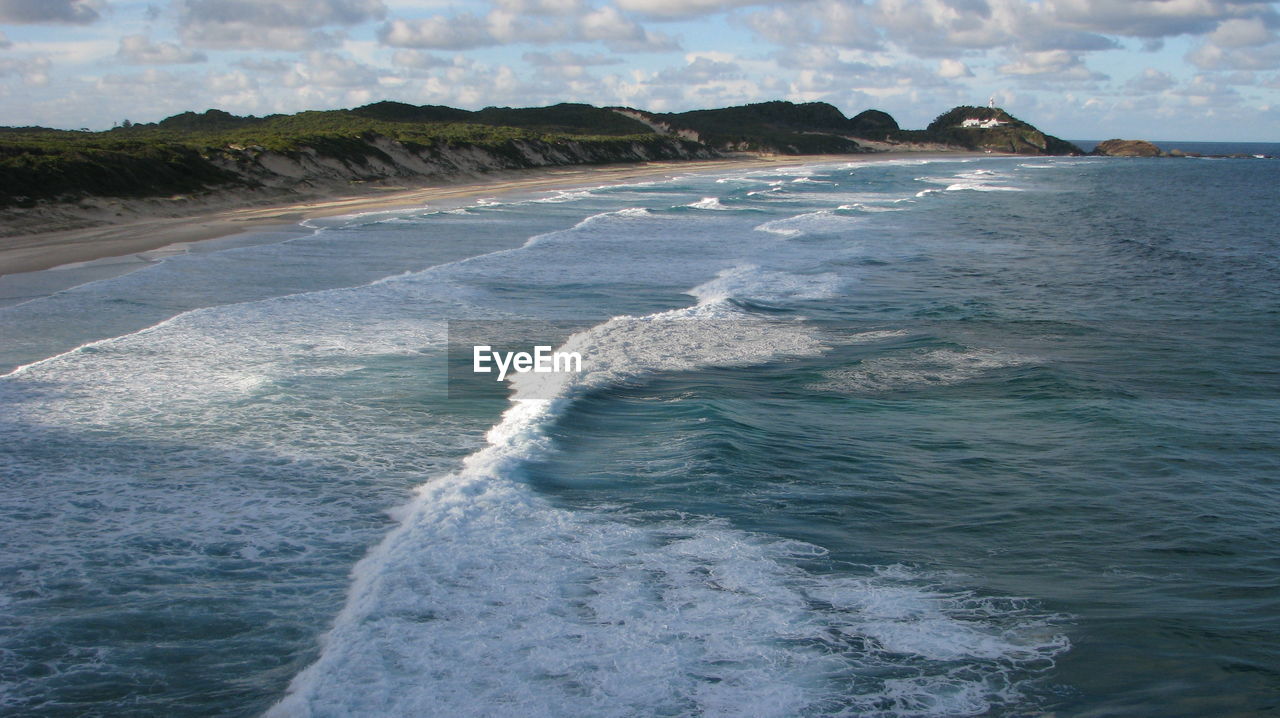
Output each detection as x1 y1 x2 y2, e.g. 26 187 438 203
686 196 735 210
754 210 863 238
268 298 1066 717
915 171 1024 194
685 265 844 305
520 208 655 247
531 189 597 204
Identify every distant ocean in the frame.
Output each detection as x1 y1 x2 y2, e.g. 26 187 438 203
1072 138 1280 156
2 147 1278 717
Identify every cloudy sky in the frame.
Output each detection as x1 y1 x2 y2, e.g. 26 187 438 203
2 0 1278 140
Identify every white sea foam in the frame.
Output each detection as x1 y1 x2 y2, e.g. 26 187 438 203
945 182 1024 192
268 296 1065 717
755 210 863 238
811 347 1035 394
839 203 906 213
916 170 1024 194
532 189 596 203
519 208 654 248
685 265 844 305
686 196 735 210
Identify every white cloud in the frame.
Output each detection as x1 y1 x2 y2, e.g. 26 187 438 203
0 55 51 85
743 1 882 50
378 5 678 52
1209 16 1274 47
95 68 182 90
655 56 742 83
523 50 621 67
378 14 495 49
0 0 103 24
236 58 293 73
284 51 379 87
0 30 10 49
1177 72 1241 108
998 49 1106 81
614 0 766 19
391 49 452 69
11 38 115 63
579 5 679 51
492 0 586 15
521 50 622 79
1046 0 1275 38
178 0 386 49
208 70 255 94
487 10 578 44
1188 38 1280 69
118 34 207 64
179 0 386 27
1125 67 1176 93
938 58 973 78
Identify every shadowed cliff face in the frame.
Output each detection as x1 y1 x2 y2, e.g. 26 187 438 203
1091 139 1164 157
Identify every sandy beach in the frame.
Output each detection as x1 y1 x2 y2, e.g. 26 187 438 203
0 151 977 277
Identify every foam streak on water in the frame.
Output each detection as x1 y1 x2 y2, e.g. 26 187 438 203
269 289 1066 717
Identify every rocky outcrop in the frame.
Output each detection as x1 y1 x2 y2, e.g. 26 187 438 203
1091 139 1163 157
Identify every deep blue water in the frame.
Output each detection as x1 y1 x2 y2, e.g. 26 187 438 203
1073 139 1280 156
1 152 1278 717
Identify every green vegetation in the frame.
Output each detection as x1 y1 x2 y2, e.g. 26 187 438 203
0 128 243 207
352 101 656 136
648 101 871 154
0 103 673 207
848 109 899 139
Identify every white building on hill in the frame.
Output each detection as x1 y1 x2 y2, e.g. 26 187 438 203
961 117 1006 129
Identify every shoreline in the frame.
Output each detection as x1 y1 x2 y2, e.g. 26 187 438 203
0 151 983 277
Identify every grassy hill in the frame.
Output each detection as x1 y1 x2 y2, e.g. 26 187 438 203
638 101 872 154
892 106 1083 155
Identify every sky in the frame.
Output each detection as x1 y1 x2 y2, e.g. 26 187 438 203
1 0 1279 141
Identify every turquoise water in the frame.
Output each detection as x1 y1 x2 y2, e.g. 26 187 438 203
2 155 1278 716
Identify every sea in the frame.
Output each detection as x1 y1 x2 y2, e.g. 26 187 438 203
1 150 1278 717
